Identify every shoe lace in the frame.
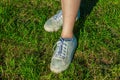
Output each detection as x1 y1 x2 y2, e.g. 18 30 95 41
53 39 67 59
53 10 63 22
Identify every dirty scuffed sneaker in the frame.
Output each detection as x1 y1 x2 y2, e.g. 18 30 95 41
50 36 77 73
44 10 80 32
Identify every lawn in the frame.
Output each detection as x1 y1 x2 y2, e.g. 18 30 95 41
0 0 120 80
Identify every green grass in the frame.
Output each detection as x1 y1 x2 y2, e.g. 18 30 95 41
0 0 120 80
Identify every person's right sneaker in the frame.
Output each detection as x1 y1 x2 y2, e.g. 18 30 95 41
50 36 77 73
44 10 80 32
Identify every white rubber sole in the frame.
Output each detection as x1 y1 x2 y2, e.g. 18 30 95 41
50 64 69 73
44 26 61 32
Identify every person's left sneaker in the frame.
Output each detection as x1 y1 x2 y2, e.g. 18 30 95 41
50 36 77 73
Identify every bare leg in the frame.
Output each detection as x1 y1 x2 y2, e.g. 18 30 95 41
61 0 81 38
50 0 81 73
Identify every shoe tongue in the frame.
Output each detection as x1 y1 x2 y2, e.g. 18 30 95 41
59 37 64 42
60 37 73 41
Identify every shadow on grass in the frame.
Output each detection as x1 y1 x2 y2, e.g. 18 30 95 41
73 0 99 79
74 0 99 40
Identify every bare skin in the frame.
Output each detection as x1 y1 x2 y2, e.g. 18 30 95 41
61 0 81 38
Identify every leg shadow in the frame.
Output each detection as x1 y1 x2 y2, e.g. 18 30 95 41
74 0 99 40
73 0 99 79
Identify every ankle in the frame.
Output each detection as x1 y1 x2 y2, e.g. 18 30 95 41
61 33 73 38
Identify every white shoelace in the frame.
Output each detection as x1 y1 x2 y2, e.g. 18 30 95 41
53 40 67 59
53 11 63 22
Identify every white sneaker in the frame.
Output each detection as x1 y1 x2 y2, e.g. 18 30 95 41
44 10 80 32
50 36 77 73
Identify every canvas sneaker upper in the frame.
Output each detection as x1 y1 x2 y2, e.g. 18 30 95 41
44 10 80 32
50 36 77 73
